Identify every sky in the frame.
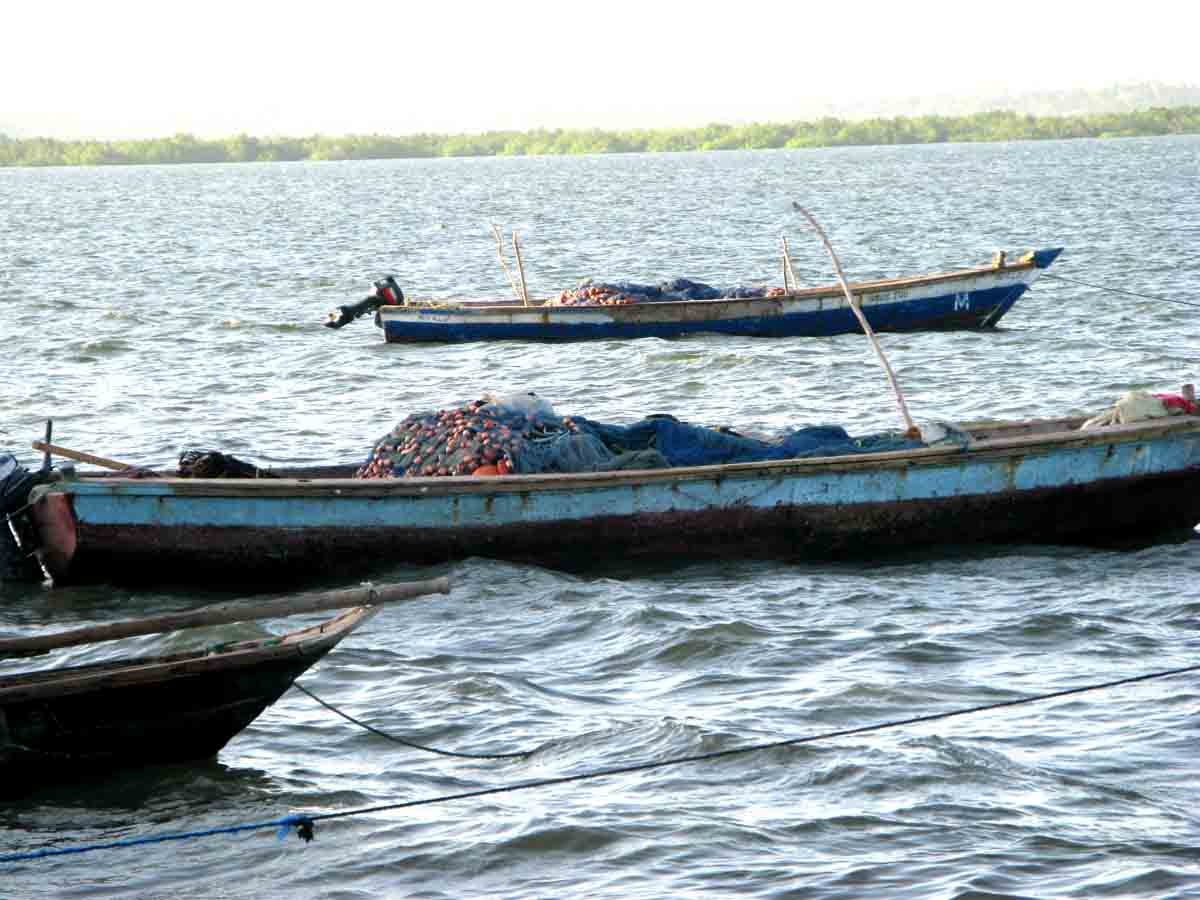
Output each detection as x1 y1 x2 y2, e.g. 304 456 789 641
2 0 1199 139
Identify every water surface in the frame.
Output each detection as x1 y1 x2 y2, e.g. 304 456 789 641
2 138 1200 898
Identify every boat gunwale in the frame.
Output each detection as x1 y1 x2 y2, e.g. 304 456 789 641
384 257 1041 315
39 415 1200 500
0 607 374 703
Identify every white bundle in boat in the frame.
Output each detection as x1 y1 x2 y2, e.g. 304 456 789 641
1082 390 1174 429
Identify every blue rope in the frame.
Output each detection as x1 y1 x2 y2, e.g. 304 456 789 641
0 814 312 865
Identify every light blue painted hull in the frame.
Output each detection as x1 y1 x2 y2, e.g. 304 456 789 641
26 413 1200 586
377 249 1063 343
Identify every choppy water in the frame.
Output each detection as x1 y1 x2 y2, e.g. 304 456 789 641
2 137 1200 898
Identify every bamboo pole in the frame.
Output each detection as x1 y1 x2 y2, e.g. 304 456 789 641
512 231 530 306
781 236 790 293
32 441 139 472
791 203 920 438
777 234 796 290
491 223 523 302
0 576 451 658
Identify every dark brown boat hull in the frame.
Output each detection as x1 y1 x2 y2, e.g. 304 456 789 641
0 609 371 787
0 657 312 777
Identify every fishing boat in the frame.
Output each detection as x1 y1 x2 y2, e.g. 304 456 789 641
11 404 1200 588
334 248 1064 343
0 578 449 781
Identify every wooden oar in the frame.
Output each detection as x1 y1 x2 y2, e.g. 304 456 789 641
791 203 920 439
31 441 140 472
0 576 451 658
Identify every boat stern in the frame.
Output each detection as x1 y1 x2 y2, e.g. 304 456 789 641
26 486 77 584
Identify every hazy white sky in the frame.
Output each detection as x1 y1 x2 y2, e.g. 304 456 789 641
3 0 1198 138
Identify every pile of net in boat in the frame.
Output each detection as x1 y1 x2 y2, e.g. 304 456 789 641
355 393 926 479
547 278 788 307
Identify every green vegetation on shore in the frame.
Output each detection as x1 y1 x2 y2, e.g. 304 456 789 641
3 106 1199 168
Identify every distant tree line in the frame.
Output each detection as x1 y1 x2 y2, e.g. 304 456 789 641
2 106 1199 167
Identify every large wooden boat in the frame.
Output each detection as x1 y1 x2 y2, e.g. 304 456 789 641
13 407 1200 587
347 249 1063 343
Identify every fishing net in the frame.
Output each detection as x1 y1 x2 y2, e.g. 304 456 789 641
546 278 787 307
354 394 638 478
355 394 926 479
571 416 921 467
178 450 273 478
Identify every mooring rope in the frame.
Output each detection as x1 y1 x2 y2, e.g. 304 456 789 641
294 661 1200 831
1041 273 1200 309
291 681 532 760
4 661 1198 865
0 815 311 864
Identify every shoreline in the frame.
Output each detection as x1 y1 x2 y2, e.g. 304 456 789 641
3 106 1199 169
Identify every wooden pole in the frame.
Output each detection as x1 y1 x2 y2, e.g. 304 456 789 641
40 420 52 473
32 441 139 472
0 576 451 658
781 235 798 293
491 223 523 302
512 231 530 306
791 203 920 438
781 236 790 293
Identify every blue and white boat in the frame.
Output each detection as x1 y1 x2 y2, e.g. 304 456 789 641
359 248 1063 343
15 398 1200 588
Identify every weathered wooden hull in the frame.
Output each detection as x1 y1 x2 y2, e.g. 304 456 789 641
22 415 1200 587
377 249 1062 343
0 608 372 783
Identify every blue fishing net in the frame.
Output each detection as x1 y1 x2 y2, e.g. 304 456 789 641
356 399 924 479
568 415 922 467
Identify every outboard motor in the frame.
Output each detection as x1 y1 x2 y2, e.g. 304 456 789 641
325 276 405 329
0 453 46 582
373 275 404 305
